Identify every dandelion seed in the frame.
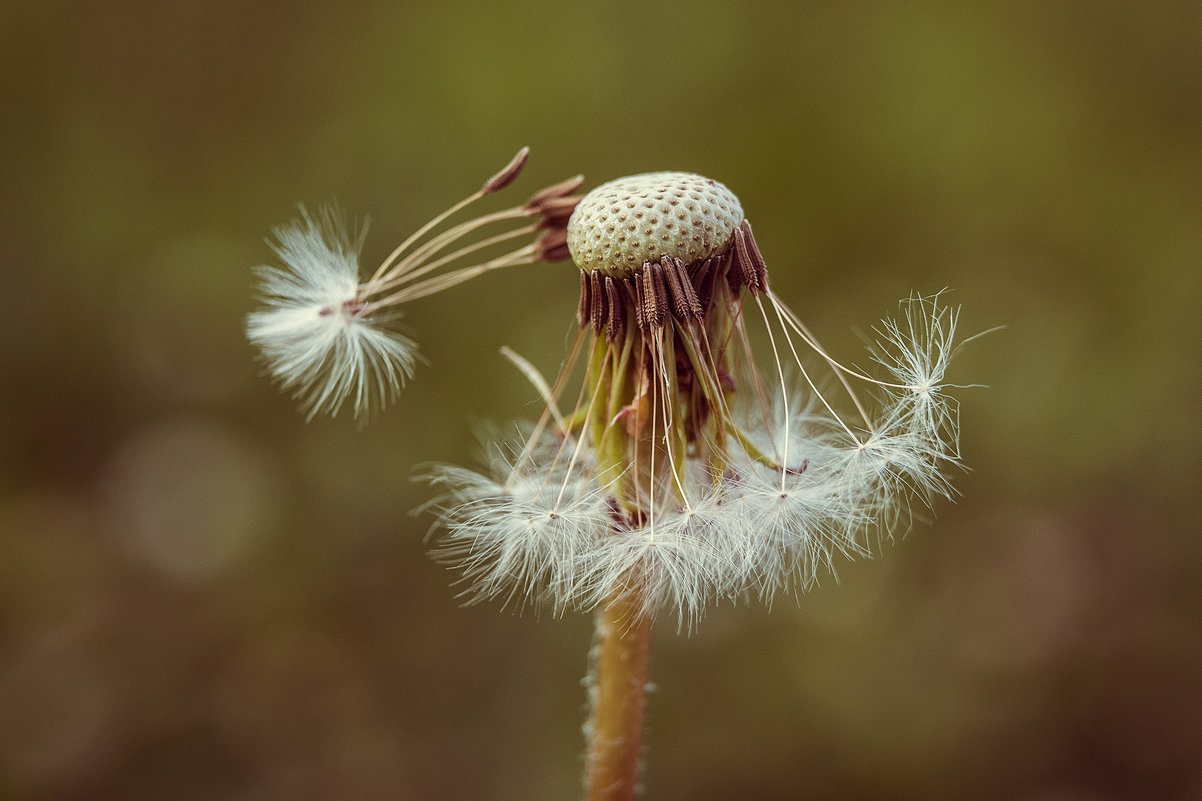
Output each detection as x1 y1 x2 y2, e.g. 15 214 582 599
247 206 418 419
870 292 963 447
247 149 581 420
423 431 612 614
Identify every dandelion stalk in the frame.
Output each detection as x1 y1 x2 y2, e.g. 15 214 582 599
586 597 653 801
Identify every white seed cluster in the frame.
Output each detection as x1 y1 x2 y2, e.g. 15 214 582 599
427 296 966 624
567 172 744 277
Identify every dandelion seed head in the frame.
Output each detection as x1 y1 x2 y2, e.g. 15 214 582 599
416 166 978 624
566 172 744 277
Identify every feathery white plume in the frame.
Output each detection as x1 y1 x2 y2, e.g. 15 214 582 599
247 206 417 420
247 149 582 421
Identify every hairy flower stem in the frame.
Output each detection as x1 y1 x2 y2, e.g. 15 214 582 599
581 316 660 800
585 593 652 801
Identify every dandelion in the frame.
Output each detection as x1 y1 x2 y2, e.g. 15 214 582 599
249 160 977 801
247 147 580 419
429 174 967 612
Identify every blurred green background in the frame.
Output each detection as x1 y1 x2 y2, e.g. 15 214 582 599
3 1 1201 799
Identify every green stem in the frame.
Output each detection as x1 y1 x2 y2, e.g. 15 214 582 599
585 594 653 801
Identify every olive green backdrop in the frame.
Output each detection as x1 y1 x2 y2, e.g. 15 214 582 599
2 1 1200 799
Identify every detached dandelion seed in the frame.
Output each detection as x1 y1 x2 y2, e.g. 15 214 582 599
247 206 416 419
247 147 580 420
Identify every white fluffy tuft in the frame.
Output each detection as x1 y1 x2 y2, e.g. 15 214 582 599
247 206 418 420
423 294 973 625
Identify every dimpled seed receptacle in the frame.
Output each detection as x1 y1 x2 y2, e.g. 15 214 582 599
567 172 744 278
